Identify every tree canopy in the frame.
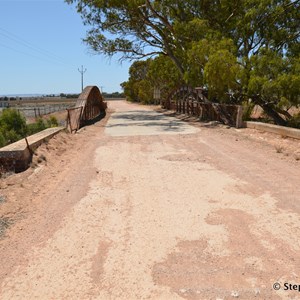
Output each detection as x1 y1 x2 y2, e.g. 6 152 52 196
66 0 300 125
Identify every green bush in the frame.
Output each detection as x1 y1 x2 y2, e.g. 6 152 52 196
0 109 27 137
0 109 27 147
0 130 6 148
288 113 300 129
0 109 60 148
26 116 58 136
4 129 22 144
46 116 58 127
27 118 46 135
242 100 255 121
36 118 47 131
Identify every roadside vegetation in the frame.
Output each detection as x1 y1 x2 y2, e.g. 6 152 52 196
66 0 300 128
0 108 58 148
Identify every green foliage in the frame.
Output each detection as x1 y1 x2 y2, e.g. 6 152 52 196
121 55 184 103
288 113 300 129
0 131 6 148
0 109 27 145
27 116 58 137
60 93 80 98
242 101 256 121
0 109 60 148
148 55 183 98
136 80 153 104
27 118 47 136
121 60 154 104
248 49 300 112
67 0 300 125
4 130 22 145
0 109 27 137
204 49 240 102
46 116 59 127
102 91 125 98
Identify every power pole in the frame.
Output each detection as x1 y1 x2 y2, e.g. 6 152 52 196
78 65 87 92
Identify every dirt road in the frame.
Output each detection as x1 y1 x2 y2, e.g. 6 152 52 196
0 100 300 299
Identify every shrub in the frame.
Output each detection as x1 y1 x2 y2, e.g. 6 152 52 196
242 100 255 121
36 118 47 131
27 116 58 136
27 118 46 135
4 129 22 144
0 109 27 137
288 113 300 129
46 116 58 127
0 109 27 147
0 109 60 148
0 130 7 148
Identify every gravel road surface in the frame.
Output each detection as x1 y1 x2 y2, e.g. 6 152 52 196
0 100 299 299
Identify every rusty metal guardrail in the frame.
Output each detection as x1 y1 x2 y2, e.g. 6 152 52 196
65 86 107 133
66 106 83 133
168 99 243 128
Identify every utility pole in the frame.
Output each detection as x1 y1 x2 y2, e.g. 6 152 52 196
78 65 87 92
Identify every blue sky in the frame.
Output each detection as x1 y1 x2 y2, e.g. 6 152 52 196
0 0 131 95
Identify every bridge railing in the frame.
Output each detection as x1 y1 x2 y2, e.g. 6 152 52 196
66 86 107 133
169 99 243 128
66 106 83 133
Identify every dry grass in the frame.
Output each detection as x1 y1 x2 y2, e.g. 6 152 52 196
275 145 284 153
0 217 12 237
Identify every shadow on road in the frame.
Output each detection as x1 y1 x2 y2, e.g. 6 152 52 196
107 111 189 133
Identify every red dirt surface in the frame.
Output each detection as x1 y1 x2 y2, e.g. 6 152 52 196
0 100 299 299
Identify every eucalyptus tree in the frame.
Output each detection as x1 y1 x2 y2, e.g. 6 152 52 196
65 0 200 74
120 59 153 103
66 0 300 124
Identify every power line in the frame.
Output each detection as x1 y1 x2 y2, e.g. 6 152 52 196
0 42 67 66
0 27 70 66
0 27 67 62
78 65 87 92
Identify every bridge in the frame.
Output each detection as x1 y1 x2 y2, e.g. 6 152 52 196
67 86 107 132
0 86 108 172
0 97 299 299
